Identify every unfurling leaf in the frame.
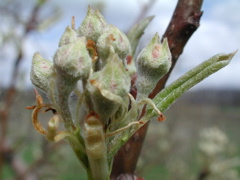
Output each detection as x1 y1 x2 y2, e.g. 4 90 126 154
146 51 237 118
127 16 154 56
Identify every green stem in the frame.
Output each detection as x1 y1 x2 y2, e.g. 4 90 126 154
61 130 90 172
83 114 110 180
70 141 89 170
88 155 109 180
55 76 76 131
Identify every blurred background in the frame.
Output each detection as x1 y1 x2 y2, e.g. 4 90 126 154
0 0 239 179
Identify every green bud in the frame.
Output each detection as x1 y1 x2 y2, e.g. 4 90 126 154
136 33 172 99
46 113 59 142
31 52 53 92
54 36 92 82
78 7 108 42
87 50 131 121
96 25 131 61
53 37 92 130
83 112 109 180
59 26 78 47
84 112 106 159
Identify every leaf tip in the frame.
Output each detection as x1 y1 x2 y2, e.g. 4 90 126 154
218 50 238 62
228 49 238 59
147 15 155 21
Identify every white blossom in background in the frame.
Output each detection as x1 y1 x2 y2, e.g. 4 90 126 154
199 126 228 157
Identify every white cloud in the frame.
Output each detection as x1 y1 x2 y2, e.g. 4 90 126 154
210 0 240 27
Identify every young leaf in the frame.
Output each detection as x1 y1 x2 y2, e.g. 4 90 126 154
127 16 154 56
146 51 237 118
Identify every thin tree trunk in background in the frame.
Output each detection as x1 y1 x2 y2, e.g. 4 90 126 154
111 0 203 179
0 1 47 177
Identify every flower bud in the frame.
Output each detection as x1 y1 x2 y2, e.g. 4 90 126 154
78 7 108 42
96 25 131 61
54 36 92 82
83 112 109 180
87 50 131 121
136 33 171 99
84 112 106 159
58 26 78 47
46 113 59 142
31 52 53 92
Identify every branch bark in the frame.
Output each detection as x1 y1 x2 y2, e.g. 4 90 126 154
111 0 203 179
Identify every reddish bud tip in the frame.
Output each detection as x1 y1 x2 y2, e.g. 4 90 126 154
157 114 166 122
25 105 36 110
86 111 99 119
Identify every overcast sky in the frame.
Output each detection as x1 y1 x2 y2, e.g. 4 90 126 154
0 0 240 90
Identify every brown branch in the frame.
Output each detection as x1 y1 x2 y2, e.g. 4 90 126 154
150 0 203 98
111 0 203 179
197 167 210 180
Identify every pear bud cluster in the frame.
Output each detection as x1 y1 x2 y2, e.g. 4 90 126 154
31 6 134 124
30 4 171 139
30 7 172 177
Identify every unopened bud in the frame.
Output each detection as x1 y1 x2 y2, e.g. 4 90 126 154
136 33 171 99
78 7 108 42
59 26 78 47
46 113 59 142
54 36 92 82
87 50 131 120
96 25 131 61
84 112 106 159
31 52 53 92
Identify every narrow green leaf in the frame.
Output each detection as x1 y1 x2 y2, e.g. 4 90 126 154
127 16 154 56
146 51 237 118
37 7 62 31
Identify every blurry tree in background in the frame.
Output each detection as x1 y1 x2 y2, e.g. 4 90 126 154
0 0 62 179
0 0 240 180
